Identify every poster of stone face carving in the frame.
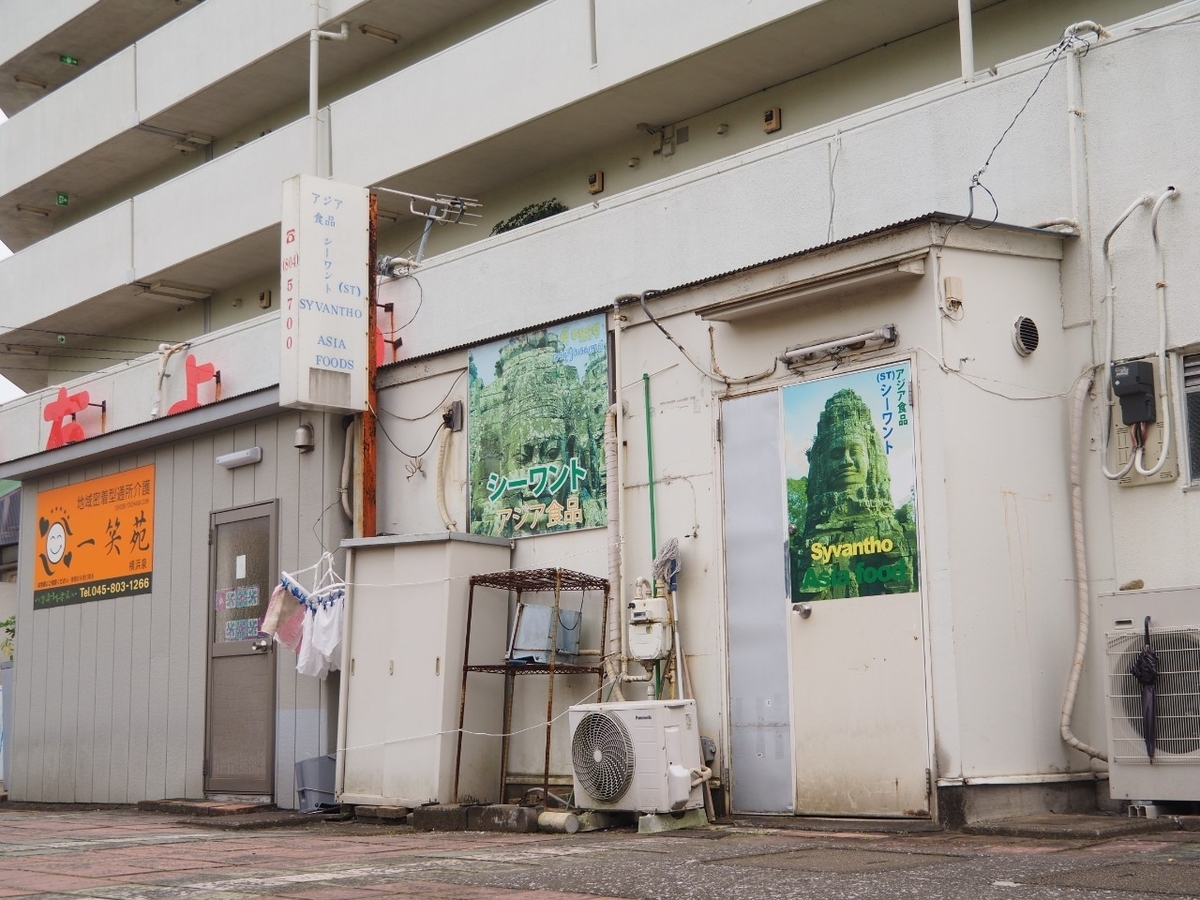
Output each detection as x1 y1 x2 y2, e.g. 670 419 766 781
468 315 608 537
783 362 918 601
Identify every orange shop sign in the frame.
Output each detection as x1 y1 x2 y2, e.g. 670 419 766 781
33 464 155 610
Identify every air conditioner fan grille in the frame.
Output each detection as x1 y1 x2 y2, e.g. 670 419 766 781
572 711 635 802
1106 626 1200 763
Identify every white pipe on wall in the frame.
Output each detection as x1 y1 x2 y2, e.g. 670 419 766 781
1099 194 1153 481
1134 186 1179 478
310 1 348 177
957 0 974 83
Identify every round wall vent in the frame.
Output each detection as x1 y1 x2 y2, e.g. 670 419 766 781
1012 316 1039 356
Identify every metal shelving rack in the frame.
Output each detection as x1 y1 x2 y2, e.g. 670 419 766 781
453 567 610 804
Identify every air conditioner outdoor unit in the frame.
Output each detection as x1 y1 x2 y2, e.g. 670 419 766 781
569 699 706 814
1099 587 1200 802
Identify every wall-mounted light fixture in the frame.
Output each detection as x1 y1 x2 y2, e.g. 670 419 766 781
16 203 51 216
293 424 315 453
134 281 215 304
359 23 401 43
216 447 263 470
13 74 48 89
780 325 897 366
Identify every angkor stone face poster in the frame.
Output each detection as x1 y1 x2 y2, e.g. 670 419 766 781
468 314 608 538
783 362 919 601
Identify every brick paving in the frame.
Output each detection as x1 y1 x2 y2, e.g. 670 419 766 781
1 807 1199 899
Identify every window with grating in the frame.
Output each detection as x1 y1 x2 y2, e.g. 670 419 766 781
1186 354 1200 483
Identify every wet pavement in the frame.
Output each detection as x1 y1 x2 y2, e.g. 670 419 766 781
2 806 1199 900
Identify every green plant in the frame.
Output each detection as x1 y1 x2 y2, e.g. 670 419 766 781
0 615 13 661
490 198 568 236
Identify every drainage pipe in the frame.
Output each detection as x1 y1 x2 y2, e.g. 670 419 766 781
309 2 349 176
604 405 624 700
1061 370 1107 761
339 418 354 519
957 0 974 83
642 373 658 582
436 424 456 530
612 295 651 688
334 548 356 800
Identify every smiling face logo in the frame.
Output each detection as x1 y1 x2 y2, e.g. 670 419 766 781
38 506 90 577
46 521 66 563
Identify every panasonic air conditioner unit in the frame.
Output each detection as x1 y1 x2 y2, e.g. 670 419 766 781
1099 587 1200 802
568 699 705 814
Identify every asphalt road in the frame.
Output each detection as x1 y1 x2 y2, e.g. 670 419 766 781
2 806 1199 900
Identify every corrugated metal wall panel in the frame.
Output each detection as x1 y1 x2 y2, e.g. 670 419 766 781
11 411 347 804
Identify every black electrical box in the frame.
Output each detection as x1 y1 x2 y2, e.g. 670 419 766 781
1111 360 1156 425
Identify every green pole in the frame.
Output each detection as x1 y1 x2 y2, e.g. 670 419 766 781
643 374 658 585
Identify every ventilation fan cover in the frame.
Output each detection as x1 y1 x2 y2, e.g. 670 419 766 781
1106 627 1200 761
1099 588 1200 803
568 700 705 814
571 711 635 802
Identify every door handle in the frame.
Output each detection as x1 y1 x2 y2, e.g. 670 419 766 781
251 637 271 652
791 603 812 619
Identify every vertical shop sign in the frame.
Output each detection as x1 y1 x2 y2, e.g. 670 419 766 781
468 315 608 537
280 174 369 411
33 465 155 609
783 362 919 601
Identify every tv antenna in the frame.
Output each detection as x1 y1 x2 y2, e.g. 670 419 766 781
373 187 482 274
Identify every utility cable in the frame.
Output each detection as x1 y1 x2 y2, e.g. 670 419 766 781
960 24 1105 230
370 400 444 460
376 369 464 421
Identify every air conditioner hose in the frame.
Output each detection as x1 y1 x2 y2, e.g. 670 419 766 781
1061 370 1107 761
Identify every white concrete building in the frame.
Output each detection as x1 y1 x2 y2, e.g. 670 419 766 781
2 0 1199 824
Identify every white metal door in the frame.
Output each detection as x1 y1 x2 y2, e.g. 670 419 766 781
789 593 929 816
782 362 929 817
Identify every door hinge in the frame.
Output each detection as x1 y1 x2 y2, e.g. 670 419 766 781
716 415 722 443
203 759 209 776
925 768 932 797
207 528 213 546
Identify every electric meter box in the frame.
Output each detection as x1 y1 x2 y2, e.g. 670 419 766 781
507 602 581 663
1112 360 1156 425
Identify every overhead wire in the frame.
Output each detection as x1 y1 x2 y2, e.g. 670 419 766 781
376 369 465 422
960 28 1097 230
630 291 778 387
369 400 445 460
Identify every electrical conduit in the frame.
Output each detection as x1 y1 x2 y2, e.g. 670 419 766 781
1099 194 1153 480
1134 186 1178 477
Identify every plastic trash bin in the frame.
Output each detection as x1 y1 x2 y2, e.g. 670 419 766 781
294 753 337 812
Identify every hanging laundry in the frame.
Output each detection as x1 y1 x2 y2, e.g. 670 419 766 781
278 552 346 679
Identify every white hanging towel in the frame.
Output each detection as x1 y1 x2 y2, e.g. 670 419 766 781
311 591 344 672
296 606 329 678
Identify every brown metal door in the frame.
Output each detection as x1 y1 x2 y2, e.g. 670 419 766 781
205 501 277 795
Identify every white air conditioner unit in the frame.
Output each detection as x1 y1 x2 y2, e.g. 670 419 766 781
568 699 705 814
1099 587 1200 802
